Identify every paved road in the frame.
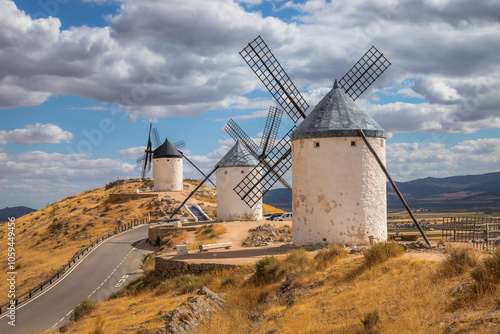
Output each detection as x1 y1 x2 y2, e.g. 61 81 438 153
0 224 152 334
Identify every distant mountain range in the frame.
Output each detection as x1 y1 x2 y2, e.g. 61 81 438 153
0 206 36 222
263 171 500 213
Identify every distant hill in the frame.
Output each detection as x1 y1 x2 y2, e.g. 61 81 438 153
0 206 36 222
263 188 292 211
388 171 500 212
263 171 500 213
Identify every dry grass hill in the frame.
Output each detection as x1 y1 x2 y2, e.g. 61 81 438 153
0 178 282 305
52 244 500 334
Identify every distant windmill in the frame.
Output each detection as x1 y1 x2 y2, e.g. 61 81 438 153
136 123 215 189
224 106 292 191
237 35 430 246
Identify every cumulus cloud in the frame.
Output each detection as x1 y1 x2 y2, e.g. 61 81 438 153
0 123 73 145
119 146 145 159
0 0 499 136
387 137 500 181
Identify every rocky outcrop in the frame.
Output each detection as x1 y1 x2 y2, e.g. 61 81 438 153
157 287 225 334
242 223 292 247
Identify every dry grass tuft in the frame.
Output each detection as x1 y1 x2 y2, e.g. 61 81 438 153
471 247 500 293
314 245 348 269
363 241 405 267
440 246 480 277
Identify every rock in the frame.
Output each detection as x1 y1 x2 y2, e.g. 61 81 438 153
450 283 472 296
157 287 225 334
243 223 292 247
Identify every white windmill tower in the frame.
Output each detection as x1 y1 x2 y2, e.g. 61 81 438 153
235 36 435 247
152 138 184 192
216 140 262 221
291 80 387 245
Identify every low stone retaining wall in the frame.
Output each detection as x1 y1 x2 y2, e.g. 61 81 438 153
154 257 237 280
109 193 158 201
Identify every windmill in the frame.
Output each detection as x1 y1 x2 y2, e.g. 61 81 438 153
136 123 215 188
237 35 430 246
224 106 292 192
234 35 390 207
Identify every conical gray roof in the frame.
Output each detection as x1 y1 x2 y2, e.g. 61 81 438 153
217 140 258 167
153 138 182 158
291 80 386 140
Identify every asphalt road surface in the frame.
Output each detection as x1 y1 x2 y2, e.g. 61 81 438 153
0 224 152 334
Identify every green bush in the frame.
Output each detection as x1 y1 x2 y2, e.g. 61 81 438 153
157 273 212 295
314 245 347 268
284 248 309 270
253 256 285 285
361 310 380 333
71 297 97 321
363 241 404 267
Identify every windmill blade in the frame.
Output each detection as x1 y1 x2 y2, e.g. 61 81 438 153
338 46 391 101
170 166 219 218
173 140 185 149
136 153 147 165
152 127 161 148
224 119 259 154
179 150 216 188
259 106 283 157
234 127 295 208
240 35 309 123
225 118 292 192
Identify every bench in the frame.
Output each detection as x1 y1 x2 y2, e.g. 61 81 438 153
199 242 232 252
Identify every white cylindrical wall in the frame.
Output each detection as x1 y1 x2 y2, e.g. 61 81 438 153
153 157 183 192
216 166 262 221
292 136 387 246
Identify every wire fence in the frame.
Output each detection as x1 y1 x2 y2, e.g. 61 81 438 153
441 217 500 250
0 218 148 315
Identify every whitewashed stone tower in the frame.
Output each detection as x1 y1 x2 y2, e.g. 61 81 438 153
216 141 262 221
291 80 387 246
153 138 183 192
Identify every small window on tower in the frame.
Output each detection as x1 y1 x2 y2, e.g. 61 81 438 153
380 139 384 147
241 170 245 174
314 142 320 148
224 171 227 175
167 159 170 161
351 141 357 147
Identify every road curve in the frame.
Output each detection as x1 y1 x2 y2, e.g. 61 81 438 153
0 224 152 334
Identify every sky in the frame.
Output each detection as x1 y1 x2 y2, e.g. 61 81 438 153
0 0 499 209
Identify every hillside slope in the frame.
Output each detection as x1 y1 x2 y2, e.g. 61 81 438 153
0 178 281 304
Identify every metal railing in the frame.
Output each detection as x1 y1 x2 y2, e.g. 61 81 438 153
441 217 500 250
0 218 148 315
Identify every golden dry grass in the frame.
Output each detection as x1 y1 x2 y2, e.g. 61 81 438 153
262 203 285 215
58 242 500 334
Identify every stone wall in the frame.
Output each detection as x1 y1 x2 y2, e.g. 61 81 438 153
155 257 237 280
109 193 158 202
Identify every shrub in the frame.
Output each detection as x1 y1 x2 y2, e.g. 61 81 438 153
440 246 480 276
71 297 97 321
363 241 404 267
471 248 500 292
361 310 380 333
252 256 285 285
284 248 309 271
314 245 347 268
157 273 212 295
